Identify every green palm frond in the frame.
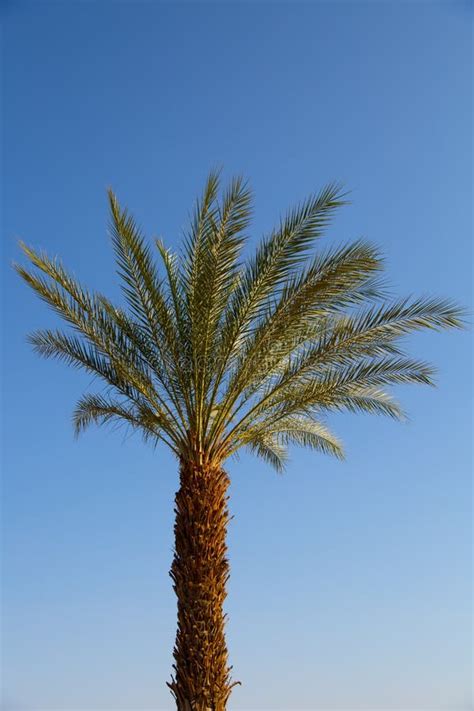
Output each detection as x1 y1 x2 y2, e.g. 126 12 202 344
239 415 344 458
218 183 347 355
28 328 182 444
15 175 465 472
247 434 288 474
108 192 189 418
108 190 164 328
181 169 221 308
155 239 188 343
220 240 385 404
180 173 253 444
73 392 168 444
325 385 404 420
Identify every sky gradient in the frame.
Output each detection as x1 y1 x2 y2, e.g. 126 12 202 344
1 2 472 710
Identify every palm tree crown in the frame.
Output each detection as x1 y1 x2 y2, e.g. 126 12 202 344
15 173 463 470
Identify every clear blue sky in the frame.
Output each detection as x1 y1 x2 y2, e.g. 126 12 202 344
1 2 472 710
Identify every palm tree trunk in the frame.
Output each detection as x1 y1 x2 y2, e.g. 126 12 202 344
168 457 238 710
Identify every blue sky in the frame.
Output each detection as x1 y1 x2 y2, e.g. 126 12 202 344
1 2 472 710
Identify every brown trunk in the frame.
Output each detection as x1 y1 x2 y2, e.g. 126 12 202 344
167 458 238 710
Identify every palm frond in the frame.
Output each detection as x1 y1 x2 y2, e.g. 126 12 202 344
246 434 288 474
222 240 385 403
28 328 183 444
180 174 252 443
73 392 178 451
220 183 347 349
237 415 344 460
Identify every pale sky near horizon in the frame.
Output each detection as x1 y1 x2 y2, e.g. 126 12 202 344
1 2 472 710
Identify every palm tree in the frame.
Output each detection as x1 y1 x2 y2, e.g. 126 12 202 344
15 173 463 710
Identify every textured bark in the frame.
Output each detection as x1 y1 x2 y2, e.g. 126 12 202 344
168 458 238 710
